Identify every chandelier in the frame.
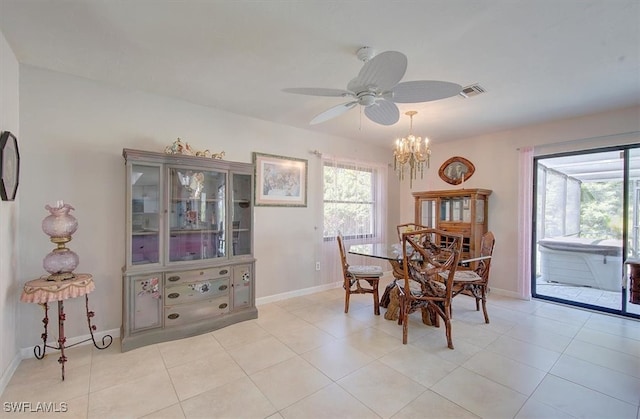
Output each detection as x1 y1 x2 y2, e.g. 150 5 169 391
393 111 431 187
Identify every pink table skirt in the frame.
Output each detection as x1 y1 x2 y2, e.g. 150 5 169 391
21 273 94 304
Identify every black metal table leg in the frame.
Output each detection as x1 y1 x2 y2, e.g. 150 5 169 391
33 303 49 360
84 294 113 350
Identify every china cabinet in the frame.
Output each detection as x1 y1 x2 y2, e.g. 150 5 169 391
413 188 491 261
121 148 256 351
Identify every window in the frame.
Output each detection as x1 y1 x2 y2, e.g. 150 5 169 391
323 160 379 240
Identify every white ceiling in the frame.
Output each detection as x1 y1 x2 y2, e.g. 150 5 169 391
1 0 639 147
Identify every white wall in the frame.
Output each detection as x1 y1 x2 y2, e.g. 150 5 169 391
11 63 640 355
0 30 20 390
399 105 640 297
17 65 400 348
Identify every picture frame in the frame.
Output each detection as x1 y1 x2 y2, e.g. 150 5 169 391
438 156 475 186
0 131 20 201
253 152 307 207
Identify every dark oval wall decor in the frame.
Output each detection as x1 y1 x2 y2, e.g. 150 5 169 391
438 156 475 185
0 131 20 201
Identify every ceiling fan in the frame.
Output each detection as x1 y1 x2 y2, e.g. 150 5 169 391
283 47 462 126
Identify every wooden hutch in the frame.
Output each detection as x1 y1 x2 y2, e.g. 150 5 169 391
413 188 492 261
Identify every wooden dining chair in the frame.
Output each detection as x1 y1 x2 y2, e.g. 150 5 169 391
381 222 430 312
398 228 462 348
337 233 383 315
396 223 428 242
450 231 495 323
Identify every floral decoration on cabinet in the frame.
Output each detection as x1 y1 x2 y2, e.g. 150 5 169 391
137 277 160 299
164 138 225 159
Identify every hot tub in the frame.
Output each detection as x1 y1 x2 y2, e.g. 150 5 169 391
538 237 622 291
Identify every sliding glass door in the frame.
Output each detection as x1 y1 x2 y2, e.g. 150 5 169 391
625 148 640 316
533 145 640 318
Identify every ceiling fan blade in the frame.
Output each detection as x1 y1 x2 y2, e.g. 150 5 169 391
348 51 407 93
364 99 399 126
283 87 354 98
390 80 462 103
310 101 358 125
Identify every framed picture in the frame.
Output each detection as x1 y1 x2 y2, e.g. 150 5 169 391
0 131 20 201
253 152 307 207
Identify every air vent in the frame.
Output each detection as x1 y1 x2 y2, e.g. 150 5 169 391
459 83 486 98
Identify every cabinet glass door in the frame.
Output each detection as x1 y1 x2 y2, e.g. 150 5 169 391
131 164 160 265
231 173 252 256
168 167 226 262
419 199 436 227
440 197 467 222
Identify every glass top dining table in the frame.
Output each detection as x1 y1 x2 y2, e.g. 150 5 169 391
348 243 404 261
348 241 480 293
348 242 482 323
348 242 439 272
350 243 483 266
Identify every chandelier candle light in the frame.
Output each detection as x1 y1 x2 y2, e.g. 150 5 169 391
393 111 431 187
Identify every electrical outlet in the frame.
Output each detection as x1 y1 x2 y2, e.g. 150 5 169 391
315 262 321 271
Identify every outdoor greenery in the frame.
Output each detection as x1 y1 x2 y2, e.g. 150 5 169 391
538 165 622 240
323 163 375 239
580 181 623 239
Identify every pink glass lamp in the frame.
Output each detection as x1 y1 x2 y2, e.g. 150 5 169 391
42 201 79 281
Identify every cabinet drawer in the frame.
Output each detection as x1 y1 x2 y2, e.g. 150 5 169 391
164 296 229 327
164 278 229 305
165 267 230 285
439 225 471 236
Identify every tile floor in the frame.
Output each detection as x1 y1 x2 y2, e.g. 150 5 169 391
2 277 640 419
536 280 640 316
536 280 621 309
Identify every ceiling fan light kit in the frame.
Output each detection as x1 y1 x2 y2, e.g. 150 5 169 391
284 47 462 126
355 46 376 62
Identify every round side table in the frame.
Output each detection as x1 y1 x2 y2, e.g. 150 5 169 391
20 273 112 380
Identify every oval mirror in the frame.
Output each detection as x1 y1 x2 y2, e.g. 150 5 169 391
438 156 475 185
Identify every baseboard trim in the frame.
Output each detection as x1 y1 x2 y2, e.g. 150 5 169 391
0 352 22 396
256 281 342 305
489 287 527 300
